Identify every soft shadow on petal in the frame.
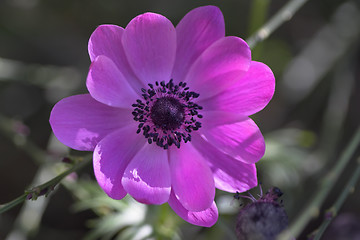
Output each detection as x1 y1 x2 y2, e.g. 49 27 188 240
88 24 143 90
169 143 215 212
122 13 176 85
87 55 139 107
49 94 132 151
172 5 225 83
192 133 258 193
200 118 265 164
168 190 218 227
200 61 275 116
93 125 145 200
122 143 171 205
184 36 251 100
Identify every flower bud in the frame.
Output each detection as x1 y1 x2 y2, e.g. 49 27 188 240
235 187 288 240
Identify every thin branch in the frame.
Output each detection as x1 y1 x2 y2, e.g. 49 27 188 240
247 0 310 49
0 195 28 215
0 155 92 214
310 158 360 240
278 126 360 240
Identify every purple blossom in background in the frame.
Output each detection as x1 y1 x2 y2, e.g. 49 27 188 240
49 5 275 227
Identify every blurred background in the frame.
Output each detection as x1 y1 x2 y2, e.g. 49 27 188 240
0 0 359 239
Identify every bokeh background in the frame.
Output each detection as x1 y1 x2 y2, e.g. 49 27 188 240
1 0 360 239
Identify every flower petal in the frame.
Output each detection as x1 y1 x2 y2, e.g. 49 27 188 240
169 143 215 212
122 13 176 85
192 133 258 193
49 94 132 151
168 190 218 227
200 110 247 128
201 118 265 164
87 55 139 107
93 126 145 200
172 5 225 83
88 24 143 90
184 36 251 100
122 143 171 205
200 61 275 116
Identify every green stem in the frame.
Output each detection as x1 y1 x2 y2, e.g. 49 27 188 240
311 158 360 240
247 0 310 49
278 126 360 240
248 0 270 35
0 155 92 214
0 195 28 214
247 0 270 60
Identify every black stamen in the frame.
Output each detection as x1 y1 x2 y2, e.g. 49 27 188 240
132 79 202 150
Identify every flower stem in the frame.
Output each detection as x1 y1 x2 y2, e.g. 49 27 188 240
246 0 310 49
247 0 270 60
0 195 28 215
0 154 92 214
278 126 360 240
310 158 360 240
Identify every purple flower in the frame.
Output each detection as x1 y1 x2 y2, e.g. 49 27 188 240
49 6 275 227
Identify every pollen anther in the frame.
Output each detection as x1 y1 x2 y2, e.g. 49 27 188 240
132 79 202 149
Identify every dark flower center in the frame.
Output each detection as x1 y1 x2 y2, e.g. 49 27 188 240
132 80 202 149
150 97 185 130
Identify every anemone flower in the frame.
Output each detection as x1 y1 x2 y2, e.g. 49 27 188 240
50 5 275 227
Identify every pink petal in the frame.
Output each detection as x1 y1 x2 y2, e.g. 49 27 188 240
49 94 132 151
201 118 265 164
86 55 139 107
122 13 176 85
199 110 247 128
88 24 122 62
168 190 218 227
122 143 171 205
88 24 143 90
93 126 145 200
200 61 275 116
192 133 258 193
184 36 251 100
169 143 215 212
172 5 225 83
